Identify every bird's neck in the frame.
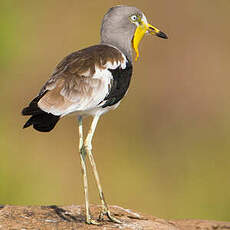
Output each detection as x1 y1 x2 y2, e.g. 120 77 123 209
100 35 133 62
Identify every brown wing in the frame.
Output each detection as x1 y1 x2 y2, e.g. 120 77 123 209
37 45 125 116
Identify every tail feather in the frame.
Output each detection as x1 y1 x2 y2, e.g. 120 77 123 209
22 106 43 116
22 93 60 132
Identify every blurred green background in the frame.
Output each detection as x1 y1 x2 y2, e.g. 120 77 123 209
0 0 230 221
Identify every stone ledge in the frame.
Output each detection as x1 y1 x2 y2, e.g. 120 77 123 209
0 205 229 230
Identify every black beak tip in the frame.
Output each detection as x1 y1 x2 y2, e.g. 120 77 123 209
157 31 168 39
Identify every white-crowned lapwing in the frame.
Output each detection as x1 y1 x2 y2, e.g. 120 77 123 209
22 5 168 224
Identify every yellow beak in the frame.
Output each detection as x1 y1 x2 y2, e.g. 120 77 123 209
132 23 168 61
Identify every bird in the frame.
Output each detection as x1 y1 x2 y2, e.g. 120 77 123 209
22 5 168 225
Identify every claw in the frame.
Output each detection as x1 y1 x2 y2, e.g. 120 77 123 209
86 216 100 225
99 209 121 224
107 210 122 224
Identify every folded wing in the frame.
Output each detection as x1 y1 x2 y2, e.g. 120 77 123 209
22 45 127 131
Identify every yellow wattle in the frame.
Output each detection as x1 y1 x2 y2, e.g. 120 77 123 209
132 24 148 61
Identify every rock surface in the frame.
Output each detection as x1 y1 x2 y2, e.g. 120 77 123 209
0 205 229 230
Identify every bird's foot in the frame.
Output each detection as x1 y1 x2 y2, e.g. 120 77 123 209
99 209 121 224
86 215 100 225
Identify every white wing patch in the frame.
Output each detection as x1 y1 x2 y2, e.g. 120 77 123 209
60 56 127 116
38 45 128 117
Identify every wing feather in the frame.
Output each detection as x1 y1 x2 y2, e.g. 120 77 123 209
37 45 126 116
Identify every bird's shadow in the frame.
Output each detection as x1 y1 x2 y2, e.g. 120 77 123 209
48 205 85 223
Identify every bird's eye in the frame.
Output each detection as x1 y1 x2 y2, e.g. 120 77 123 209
130 15 137 22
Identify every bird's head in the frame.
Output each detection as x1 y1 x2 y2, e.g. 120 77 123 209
101 5 168 61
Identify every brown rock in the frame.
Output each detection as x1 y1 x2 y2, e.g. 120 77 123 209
0 205 229 230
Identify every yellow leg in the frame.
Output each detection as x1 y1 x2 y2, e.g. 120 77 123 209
84 115 121 224
78 116 99 225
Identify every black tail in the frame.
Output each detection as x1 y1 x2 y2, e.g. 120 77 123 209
22 93 60 132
